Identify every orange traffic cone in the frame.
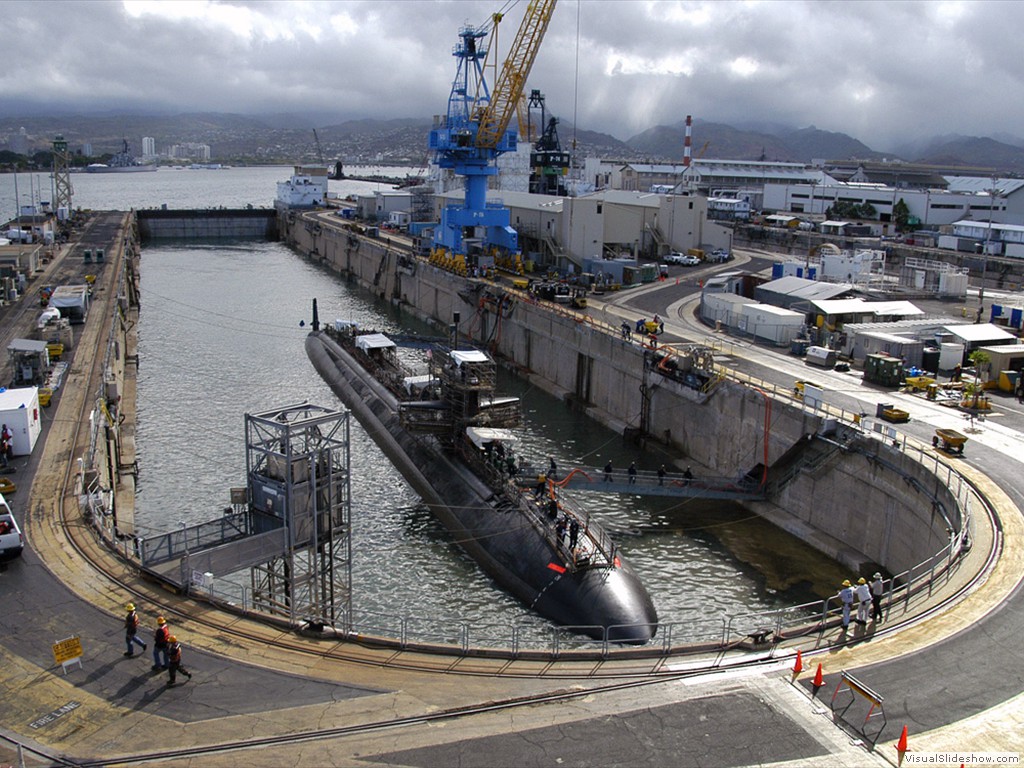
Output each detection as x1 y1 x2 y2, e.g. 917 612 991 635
812 663 824 693
895 724 909 766
792 649 803 677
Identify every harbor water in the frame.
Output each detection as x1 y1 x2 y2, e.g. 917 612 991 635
4 167 849 639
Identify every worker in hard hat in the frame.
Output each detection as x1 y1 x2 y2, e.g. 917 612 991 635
123 603 146 657
870 573 885 623
837 580 854 631
152 616 171 671
855 577 872 626
166 635 192 687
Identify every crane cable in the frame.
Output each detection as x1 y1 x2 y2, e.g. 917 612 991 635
571 0 580 156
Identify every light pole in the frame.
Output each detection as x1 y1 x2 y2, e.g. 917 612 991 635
983 179 999 256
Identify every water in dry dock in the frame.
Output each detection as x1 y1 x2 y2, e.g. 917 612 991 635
133 240 849 641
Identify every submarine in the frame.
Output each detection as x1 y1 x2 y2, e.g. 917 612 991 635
304 301 658 643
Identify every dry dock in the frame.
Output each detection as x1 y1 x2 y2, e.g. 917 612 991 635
0 209 1021 766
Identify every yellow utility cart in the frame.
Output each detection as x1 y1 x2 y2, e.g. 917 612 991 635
904 375 935 392
933 428 967 454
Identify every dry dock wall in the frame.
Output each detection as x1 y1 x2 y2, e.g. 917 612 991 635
282 211 961 577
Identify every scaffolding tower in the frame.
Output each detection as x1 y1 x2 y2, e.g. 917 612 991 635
246 403 352 629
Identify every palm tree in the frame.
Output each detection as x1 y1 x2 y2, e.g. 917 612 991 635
964 349 990 409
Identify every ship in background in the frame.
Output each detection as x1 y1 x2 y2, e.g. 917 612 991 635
85 139 157 173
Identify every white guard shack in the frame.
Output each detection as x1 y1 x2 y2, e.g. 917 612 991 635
0 387 42 456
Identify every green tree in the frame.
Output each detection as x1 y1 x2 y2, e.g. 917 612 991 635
893 198 911 230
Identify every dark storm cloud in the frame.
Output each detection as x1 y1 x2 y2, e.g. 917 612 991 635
1 0 1021 149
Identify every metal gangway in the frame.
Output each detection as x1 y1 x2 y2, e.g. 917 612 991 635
553 466 766 501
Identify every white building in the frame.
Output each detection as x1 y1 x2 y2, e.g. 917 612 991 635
0 387 42 455
275 166 329 209
949 220 1024 258
142 136 156 158
763 176 1024 230
433 188 731 272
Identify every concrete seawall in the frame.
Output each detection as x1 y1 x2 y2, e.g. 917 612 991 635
279 211 966 578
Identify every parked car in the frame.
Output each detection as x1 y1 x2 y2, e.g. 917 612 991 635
707 249 732 263
666 252 701 266
0 493 23 562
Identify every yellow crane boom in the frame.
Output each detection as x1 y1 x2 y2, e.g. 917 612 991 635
475 0 557 150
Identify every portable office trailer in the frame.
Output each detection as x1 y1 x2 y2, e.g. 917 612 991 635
740 304 804 346
701 293 751 328
0 387 42 456
805 346 837 368
847 330 924 368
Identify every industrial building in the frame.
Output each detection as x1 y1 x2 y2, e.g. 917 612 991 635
761 176 1024 232
404 187 733 273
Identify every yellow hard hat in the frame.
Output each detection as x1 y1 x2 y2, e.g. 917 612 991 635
842 580 851 587
126 603 135 611
168 635 177 643
157 616 166 625
858 577 867 584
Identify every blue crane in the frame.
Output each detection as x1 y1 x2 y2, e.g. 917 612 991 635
428 1 557 271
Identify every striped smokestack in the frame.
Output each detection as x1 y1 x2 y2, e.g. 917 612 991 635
683 115 693 168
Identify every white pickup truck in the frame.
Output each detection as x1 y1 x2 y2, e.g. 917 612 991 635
0 493 24 561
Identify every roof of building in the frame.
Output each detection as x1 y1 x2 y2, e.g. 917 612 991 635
858 330 923 345
825 161 950 188
757 276 853 301
943 323 1017 343
0 387 39 409
707 293 752 307
6 339 48 354
806 298 877 315
943 177 1024 197
977 343 1024 356
801 298 924 317
952 220 1024 234
744 303 803 317
866 301 925 317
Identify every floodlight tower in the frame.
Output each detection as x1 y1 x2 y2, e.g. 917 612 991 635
51 134 73 215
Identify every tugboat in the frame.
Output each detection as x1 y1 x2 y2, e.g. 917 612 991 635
305 302 657 643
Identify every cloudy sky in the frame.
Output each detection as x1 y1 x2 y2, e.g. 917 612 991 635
2 0 1020 151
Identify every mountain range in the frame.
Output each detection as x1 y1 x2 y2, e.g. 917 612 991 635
3 113 1024 175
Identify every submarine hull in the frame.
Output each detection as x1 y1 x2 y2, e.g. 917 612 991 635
306 331 657 643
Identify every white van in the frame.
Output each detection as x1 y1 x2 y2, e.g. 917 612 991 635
0 493 23 561
805 345 837 368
